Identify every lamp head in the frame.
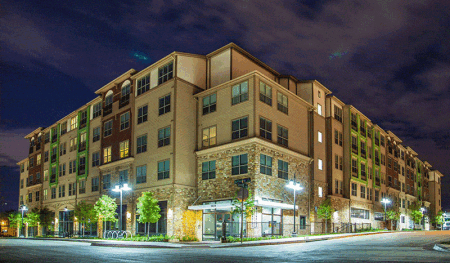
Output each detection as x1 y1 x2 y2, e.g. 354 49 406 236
112 185 120 192
122 183 131 191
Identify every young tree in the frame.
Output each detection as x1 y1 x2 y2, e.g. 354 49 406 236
386 210 401 230
94 195 118 236
231 191 255 218
8 212 21 229
136 192 161 237
434 210 444 228
39 207 55 234
25 208 41 227
74 201 97 236
409 202 423 229
317 199 335 233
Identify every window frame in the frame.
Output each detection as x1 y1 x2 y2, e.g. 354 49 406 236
158 126 171 147
202 93 217 115
231 116 248 140
158 94 171 116
231 81 249 105
232 154 248 176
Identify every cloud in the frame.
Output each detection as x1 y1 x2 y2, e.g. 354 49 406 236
0 128 33 166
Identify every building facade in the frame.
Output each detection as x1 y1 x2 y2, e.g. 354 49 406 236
17 43 444 239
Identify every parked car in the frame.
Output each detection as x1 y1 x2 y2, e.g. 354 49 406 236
442 222 450 230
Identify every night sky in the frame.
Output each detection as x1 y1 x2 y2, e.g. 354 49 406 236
1 0 449 212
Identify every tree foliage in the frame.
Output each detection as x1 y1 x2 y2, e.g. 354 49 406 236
137 192 161 224
8 212 21 228
39 207 55 229
317 199 335 233
74 201 97 224
25 208 41 227
408 201 423 224
433 210 444 224
94 195 118 223
231 191 255 218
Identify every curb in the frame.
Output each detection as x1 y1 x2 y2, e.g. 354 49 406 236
433 244 450 252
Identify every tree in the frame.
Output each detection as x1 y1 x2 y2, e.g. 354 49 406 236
25 208 41 227
8 212 21 229
231 191 255 218
136 192 161 237
94 195 117 235
409 202 423 229
386 210 401 230
74 201 97 236
434 210 444 228
39 207 55 233
317 199 335 233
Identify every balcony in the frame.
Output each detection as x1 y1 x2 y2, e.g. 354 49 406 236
103 104 112 116
119 94 130 108
50 174 56 184
78 142 86 152
375 177 381 186
36 144 41 151
360 127 366 137
361 173 367 181
51 154 57 163
375 138 380 146
52 135 57 143
375 158 380 166
352 145 358 154
361 149 366 159
351 121 357 131
78 166 85 175
29 147 34 154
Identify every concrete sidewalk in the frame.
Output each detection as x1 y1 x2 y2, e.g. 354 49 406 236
21 231 392 248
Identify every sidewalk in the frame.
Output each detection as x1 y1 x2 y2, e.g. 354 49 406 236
22 231 392 248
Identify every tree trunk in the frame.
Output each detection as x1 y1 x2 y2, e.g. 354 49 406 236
325 219 328 234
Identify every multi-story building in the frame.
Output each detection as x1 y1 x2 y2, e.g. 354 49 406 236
16 43 444 239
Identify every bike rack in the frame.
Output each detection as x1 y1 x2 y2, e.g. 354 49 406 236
103 230 132 239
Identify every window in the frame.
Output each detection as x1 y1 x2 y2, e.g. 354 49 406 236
381 154 385 166
318 187 323 197
375 190 379 202
278 160 289 180
37 154 41 165
20 179 24 189
158 62 173 85
232 81 249 105
70 138 77 152
78 156 86 175
103 146 112 163
202 126 217 147
79 132 87 151
137 135 147 154
334 180 339 194
360 141 366 158
203 94 217 115
260 117 272 140
361 163 366 179
317 104 322 116
277 125 288 147
380 135 385 147
104 120 113 137
71 116 78 130
59 143 66 156
351 136 358 154
159 94 171 115
136 166 147 184
137 74 150 95
45 132 50 143
334 105 342 122
61 164 66 176
339 156 343 171
29 157 34 168
351 208 369 219
402 182 405 192
120 112 130 130
51 188 56 199
318 159 323 170
259 82 272 106
69 160 76 174
351 183 357 196
92 177 99 192
202 161 216 180
92 152 100 167
232 154 248 176
368 188 372 200
335 154 339 169
103 174 111 190
119 170 128 184
120 83 131 107
260 154 272 175
137 105 148 124
59 185 65 198
318 91 321 98
318 131 323 143
93 102 102 118
68 183 76 196
61 122 67 135
80 110 88 128
361 186 366 198
232 117 248 140
43 189 47 201
277 92 288 114
93 127 100 142
351 113 357 130
335 130 343 146
158 127 171 147
28 193 32 203
157 160 170 180
119 140 129 158
79 180 85 194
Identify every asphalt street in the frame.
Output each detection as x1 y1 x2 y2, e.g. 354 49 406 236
1 231 450 262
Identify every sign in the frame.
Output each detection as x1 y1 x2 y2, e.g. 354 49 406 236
234 178 251 185
237 188 249 201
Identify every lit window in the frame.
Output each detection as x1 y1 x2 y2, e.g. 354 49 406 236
202 126 216 147
317 104 322 116
318 131 322 143
318 159 323 170
103 147 112 163
120 140 129 158
318 187 323 197
71 116 78 130
37 154 41 165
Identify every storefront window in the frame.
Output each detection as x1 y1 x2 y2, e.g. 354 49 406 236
261 207 282 236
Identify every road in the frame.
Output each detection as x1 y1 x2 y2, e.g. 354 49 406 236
1 231 450 262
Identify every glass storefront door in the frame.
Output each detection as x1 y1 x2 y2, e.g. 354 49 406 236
202 200 245 241
59 211 74 237
261 207 282 236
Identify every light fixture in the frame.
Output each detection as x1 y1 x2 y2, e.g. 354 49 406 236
286 180 303 236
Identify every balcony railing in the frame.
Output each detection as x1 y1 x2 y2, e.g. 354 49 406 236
119 94 130 108
375 158 380 166
80 118 87 129
375 138 380 146
360 127 366 137
51 155 57 163
52 135 57 143
361 149 366 159
352 145 358 154
78 166 85 175
50 174 56 184
351 121 357 131
375 177 381 186
103 104 112 116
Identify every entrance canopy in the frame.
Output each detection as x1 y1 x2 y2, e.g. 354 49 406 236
188 203 234 210
255 199 297 210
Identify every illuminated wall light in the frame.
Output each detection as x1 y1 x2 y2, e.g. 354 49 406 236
127 212 131 219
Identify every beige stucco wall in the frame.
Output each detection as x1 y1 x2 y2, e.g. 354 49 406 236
176 54 206 90
210 49 231 88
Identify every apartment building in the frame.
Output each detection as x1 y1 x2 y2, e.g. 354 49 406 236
17 43 444 239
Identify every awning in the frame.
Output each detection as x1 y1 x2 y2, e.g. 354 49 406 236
188 203 234 210
255 199 298 210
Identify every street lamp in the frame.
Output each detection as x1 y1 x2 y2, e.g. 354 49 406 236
381 198 390 230
286 180 303 236
64 207 69 237
19 205 28 237
112 183 131 231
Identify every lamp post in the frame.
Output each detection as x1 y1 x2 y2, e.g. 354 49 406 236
442 213 447 231
112 183 131 231
286 180 303 236
19 205 28 237
381 198 390 230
